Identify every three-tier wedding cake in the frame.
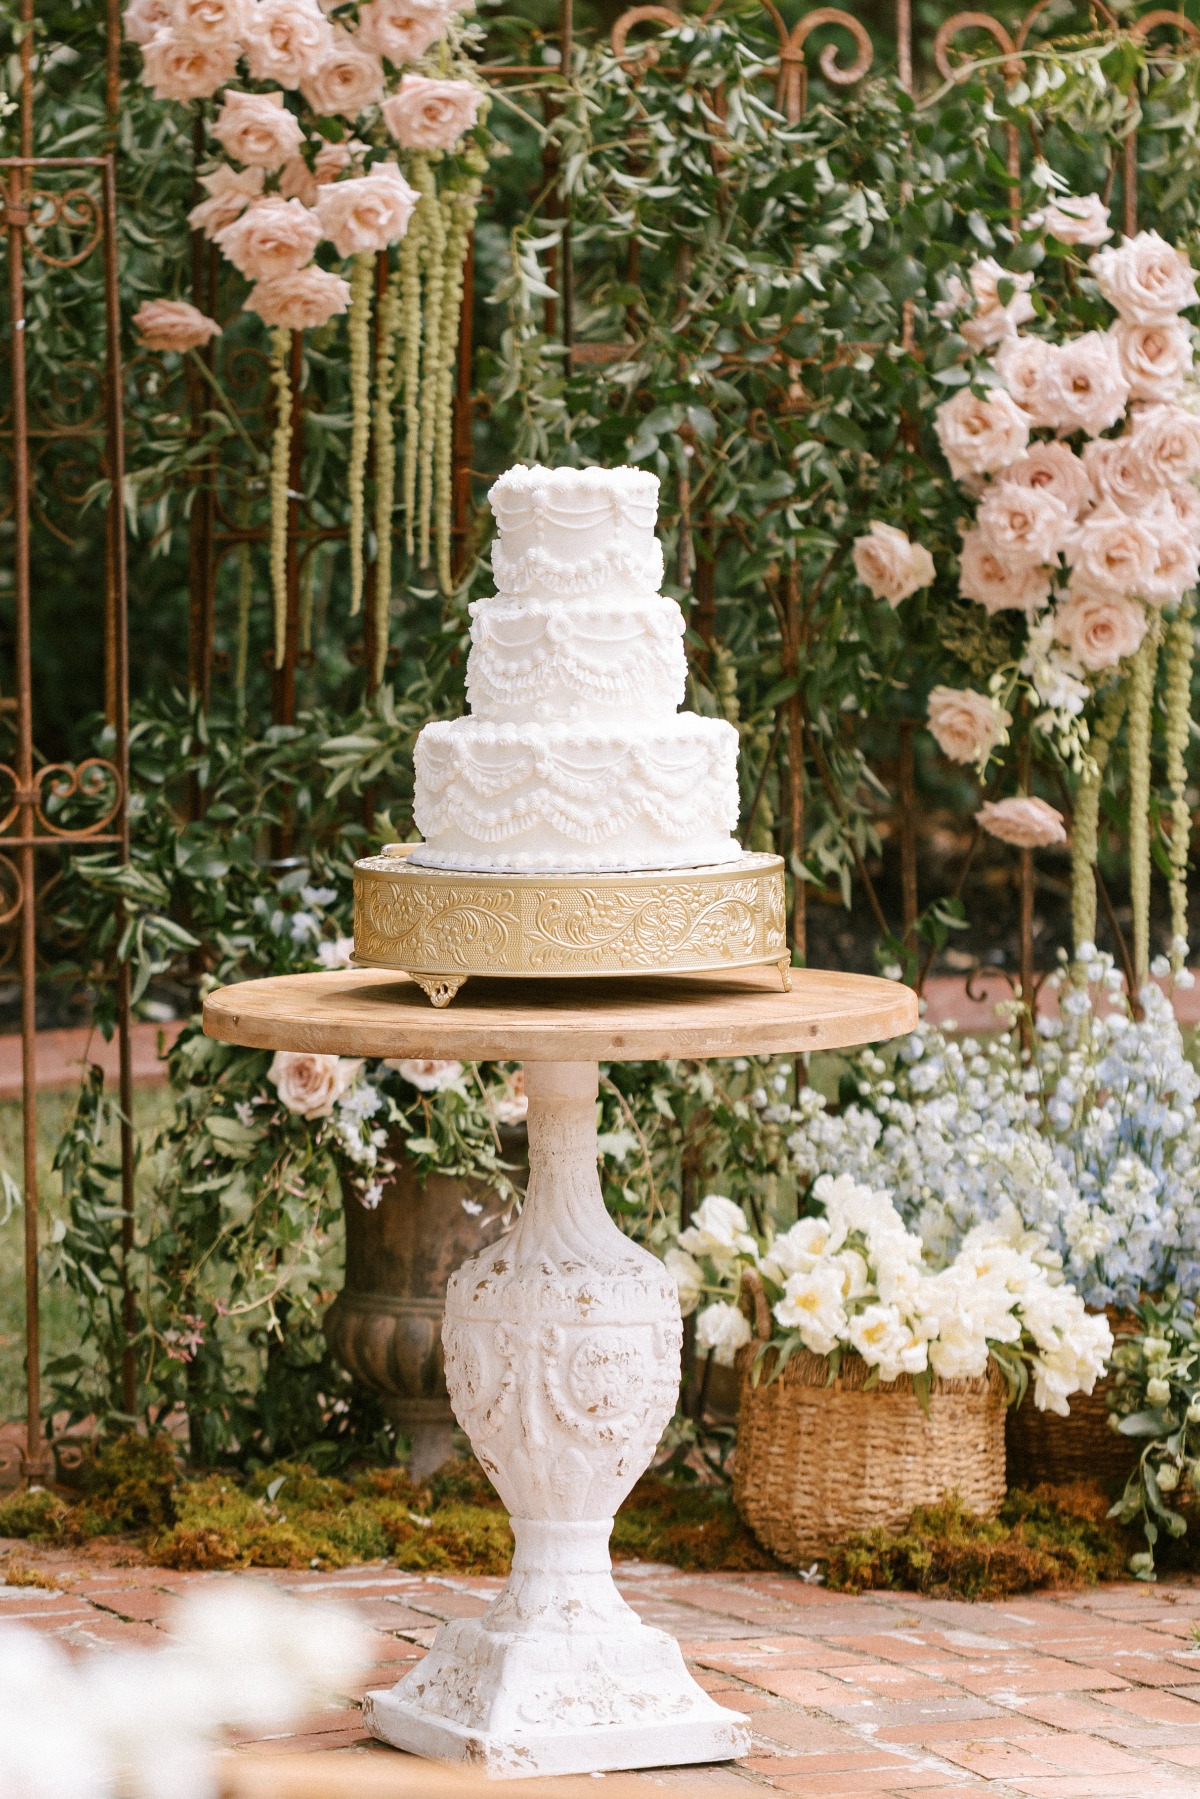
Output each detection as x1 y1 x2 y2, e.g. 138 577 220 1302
409 464 741 873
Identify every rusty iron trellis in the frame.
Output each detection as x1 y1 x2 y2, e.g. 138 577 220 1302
0 152 133 1489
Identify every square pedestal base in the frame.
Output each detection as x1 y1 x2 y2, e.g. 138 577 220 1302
361 1613 750 1779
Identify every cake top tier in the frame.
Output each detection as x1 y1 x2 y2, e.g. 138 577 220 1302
488 463 663 601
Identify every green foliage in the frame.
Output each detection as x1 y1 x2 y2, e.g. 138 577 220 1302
824 1486 1131 1598
1108 1289 1200 1578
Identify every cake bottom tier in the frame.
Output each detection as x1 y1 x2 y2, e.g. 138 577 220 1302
410 714 741 873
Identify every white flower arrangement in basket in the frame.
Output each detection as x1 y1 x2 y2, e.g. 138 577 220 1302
669 1174 1111 1414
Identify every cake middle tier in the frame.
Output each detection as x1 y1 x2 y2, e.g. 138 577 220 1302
465 593 687 724
410 715 742 873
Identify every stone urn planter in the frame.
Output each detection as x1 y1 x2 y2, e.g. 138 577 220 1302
324 1129 525 1476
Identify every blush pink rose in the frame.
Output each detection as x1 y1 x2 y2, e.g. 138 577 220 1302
123 0 171 44
1141 496 1200 606
314 163 419 258
314 139 363 182
244 0 332 86
216 196 322 280
850 522 935 605
977 796 1067 849
268 1049 362 1118
927 687 1011 764
140 28 239 99
994 335 1052 421
1091 229 1200 325
935 385 1030 481
278 156 318 207
133 299 221 351
171 0 250 43
383 74 484 151
244 266 352 329
976 482 1070 567
1163 479 1200 547
1000 442 1091 518
301 29 384 117
187 163 264 237
958 257 1035 350
1053 590 1147 670
357 0 452 64
212 89 305 168
382 1057 464 1091
1129 402 1200 489
1039 332 1130 438
1065 499 1159 596
958 527 1051 613
1030 192 1111 247
1081 435 1153 514
1112 319 1193 402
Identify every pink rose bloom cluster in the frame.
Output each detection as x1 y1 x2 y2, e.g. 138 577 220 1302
126 0 481 332
929 201 1200 852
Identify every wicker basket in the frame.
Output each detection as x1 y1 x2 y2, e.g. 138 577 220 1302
732 1279 1008 1563
1005 1310 1138 1489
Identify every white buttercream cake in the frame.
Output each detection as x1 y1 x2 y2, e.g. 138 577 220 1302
409 464 741 873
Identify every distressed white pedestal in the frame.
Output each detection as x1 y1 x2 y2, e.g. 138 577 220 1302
203 966 916 1780
364 1059 746 1776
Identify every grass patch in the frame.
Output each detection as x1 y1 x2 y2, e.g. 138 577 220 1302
823 1485 1133 1599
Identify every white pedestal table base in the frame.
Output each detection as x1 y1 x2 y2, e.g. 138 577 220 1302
362 1060 750 1778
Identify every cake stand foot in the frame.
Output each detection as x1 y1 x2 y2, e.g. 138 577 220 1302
777 958 793 992
410 972 467 1007
362 1060 749 1778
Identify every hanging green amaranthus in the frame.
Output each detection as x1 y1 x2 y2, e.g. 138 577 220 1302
1128 615 1162 984
347 251 374 618
1166 597 1195 965
1070 679 1126 952
373 263 403 689
268 326 292 670
417 162 447 575
400 157 427 561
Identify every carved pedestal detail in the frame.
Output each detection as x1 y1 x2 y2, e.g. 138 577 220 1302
363 1061 749 1778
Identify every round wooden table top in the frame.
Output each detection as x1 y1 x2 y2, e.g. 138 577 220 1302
202 965 917 1064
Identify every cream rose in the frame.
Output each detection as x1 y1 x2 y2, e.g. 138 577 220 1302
1032 192 1111 247
187 163 264 237
958 527 1051 614
1039 332 1129 438
140 29 239 99
244 266 351 329
1001 442 1091 518
244 0 332 86
212 90 305 168
383 1058 464 1091
268 1049 362 1118
1130 402 1200 489
1112 320 1193 402
977 796 1067 849
382 74 483 152
314 163 418 258
357 0 452 64
171 0 249 43
1066 499 1159 595
278 157 318 207
959 257 1035 350
935 385 1030 480
976 483 1070 567
927 687 1011 764
1081 436 1153 514
994 335 1052 421
123 0 171 44
133 298 221 351
850 522 935 606
216 196 322 281
1091 230 1200 325
301 30 384 117
1053 591 1147 670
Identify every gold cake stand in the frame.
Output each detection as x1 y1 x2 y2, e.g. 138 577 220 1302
352 844 789 1006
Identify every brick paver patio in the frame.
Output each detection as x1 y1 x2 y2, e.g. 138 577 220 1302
7 1549 1200 1796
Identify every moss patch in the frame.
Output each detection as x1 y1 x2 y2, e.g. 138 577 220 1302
823 1486 1133 1599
